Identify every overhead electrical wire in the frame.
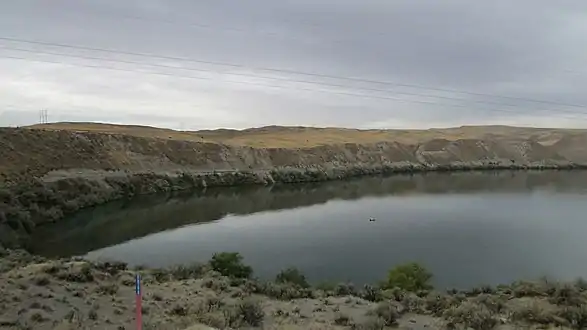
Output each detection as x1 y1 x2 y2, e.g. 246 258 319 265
4 44 585 115
1 36 586 110
2 53 587 122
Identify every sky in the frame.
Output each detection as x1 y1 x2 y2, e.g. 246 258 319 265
1 0 587 130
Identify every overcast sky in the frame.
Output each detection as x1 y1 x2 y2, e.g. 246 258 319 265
1 0 587 130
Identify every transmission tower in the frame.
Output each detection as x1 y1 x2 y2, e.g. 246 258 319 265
39 109 48 124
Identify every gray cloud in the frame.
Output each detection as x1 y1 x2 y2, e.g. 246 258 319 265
1 0 587 130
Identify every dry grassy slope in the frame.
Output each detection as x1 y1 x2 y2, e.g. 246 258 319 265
3 123 587 182
28 122 586 147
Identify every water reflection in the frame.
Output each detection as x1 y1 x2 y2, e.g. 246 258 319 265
31 170 587 258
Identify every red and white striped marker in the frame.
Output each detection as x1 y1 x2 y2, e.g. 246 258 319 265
135 273 142 330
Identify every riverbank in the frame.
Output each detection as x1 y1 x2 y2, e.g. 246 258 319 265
1 249 585 330
28 170 587 259
3 124 587 249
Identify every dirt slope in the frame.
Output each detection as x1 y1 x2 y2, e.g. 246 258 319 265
3 123 587 183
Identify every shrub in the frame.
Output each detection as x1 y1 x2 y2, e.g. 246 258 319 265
260 282 314 300
94 261 128 276
315 281 337 292
549 283 584 306
383 262 433 292
199 311 228 329
351 316 386 330
383 287 406 302
425 292 456 316
401 293 426 314
334 282 357 296
275 267 309 288
209 252 252 279
443 302 498 330
95 283 119 296
511 280 547 298
57 264 94 283
472 294 506 314
169 305 188 316
371 301 400 326
558 305 587 329
203 277 230 292
510 301 557 325
33 276 50 286
151 268 170 283
360 284 384 302
334 313 352 326
238 298 264 327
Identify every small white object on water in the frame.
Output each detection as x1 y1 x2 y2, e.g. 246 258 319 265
369 217 376 222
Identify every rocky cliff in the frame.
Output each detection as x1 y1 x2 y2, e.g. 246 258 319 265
2 124 587 248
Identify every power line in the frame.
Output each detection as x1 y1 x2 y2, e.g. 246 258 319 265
4 44 584 115
54 4 587 81
1 36 586 110
28 8 587 79
2 53 587 122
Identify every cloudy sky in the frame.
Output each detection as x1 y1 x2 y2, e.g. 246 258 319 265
1 0 587 130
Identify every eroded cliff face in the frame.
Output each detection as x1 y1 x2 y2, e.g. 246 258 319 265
1 126 587 248
1 127 584 183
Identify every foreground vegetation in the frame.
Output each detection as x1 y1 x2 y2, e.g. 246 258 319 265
1 249 587 329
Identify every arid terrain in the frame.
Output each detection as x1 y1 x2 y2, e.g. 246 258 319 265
3 122 587 183
3 123 587 329
1 249 586 330
25 122 587 148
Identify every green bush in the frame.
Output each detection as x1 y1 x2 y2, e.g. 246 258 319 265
383 262 433 292
275 267 309 288
209 252 252 279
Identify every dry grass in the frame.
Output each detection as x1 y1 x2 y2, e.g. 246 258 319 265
26 122 587 148
27 122 216 144
3 250 587 330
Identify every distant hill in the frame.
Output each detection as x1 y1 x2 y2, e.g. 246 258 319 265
25 122 586 148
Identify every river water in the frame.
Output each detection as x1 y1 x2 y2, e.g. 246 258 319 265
30 171 587 290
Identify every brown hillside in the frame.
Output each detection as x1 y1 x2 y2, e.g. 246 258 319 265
25 122 586 148
0 122 583 184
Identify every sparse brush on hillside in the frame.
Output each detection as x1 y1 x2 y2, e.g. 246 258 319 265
3 248 587 329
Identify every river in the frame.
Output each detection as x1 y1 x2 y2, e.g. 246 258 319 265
30 170 587 290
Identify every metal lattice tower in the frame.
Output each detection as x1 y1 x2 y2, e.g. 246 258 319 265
39 109 48 124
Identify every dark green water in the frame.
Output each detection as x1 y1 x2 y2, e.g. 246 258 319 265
31 171 587 289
